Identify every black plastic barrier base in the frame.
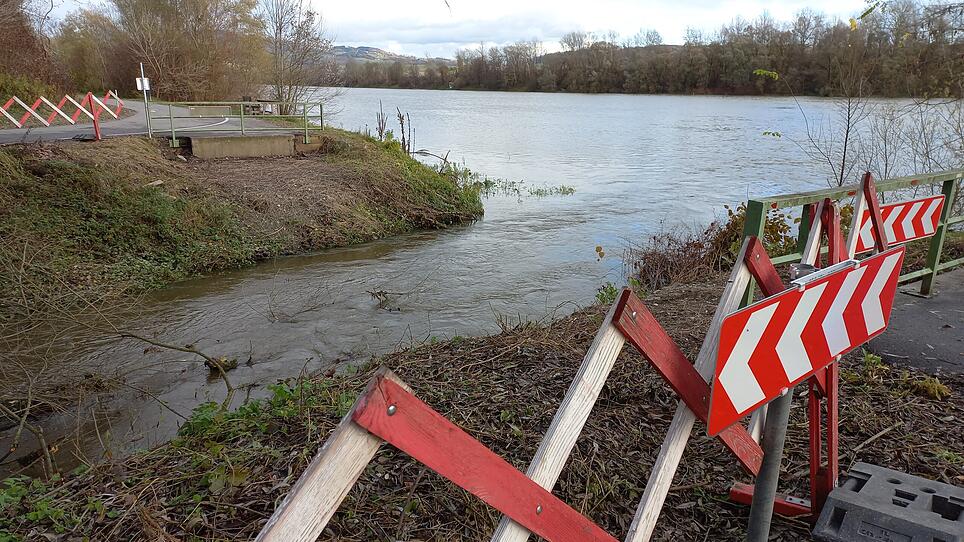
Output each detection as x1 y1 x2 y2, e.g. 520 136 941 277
813 462 964 542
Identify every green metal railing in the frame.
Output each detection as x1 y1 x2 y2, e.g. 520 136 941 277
741 169 963 300
146 100 324 147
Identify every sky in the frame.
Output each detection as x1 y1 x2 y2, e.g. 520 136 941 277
53 0 870 58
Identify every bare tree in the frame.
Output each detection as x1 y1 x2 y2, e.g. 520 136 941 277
859 103 908 184
259 0 337 113
559 31 588 52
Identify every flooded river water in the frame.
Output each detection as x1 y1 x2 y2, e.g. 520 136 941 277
12 90 856 469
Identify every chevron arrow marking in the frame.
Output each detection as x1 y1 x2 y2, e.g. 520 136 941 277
861 251 902 334
855 195 944 253
717 304 775 413
774 282 826 381
708 246 905 436
920 197 942 236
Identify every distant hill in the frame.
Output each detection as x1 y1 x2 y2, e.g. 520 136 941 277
328 45 453 66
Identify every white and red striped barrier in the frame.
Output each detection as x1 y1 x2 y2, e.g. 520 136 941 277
854 195 944 253
0 91 123 138
708 246 904 436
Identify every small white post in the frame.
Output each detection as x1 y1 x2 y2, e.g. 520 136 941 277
140 62 153 138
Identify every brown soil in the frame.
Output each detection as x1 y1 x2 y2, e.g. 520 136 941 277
178 132 483 255
185 154 402 252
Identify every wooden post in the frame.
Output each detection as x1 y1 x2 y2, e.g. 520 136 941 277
920 178 959 295
623 237 753 542
491 300 626 542
845 181 868 258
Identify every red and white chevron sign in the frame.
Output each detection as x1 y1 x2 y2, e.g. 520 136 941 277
707 246 905 436
855 195 944 253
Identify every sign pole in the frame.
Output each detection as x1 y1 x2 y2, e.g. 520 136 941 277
746 262 815 541
139 63 153 138
746 388 793 540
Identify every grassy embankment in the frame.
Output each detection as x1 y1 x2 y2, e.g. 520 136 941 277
2 205 961 541
0 130 483 295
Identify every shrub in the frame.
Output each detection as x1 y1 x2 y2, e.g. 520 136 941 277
624 203 798 293
0 73 56 101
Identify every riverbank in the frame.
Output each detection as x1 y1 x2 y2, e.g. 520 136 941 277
2 274 960 541
0 131 483 294
0 131 483 480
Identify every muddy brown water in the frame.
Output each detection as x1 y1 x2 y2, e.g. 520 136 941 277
6 90 886 474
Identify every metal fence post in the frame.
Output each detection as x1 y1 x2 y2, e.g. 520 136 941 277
741 199 767 306
168 104 178 148
303 104 309 144
797 203 814 254
239 102 245 136
140 62 153 138
920 178 959 295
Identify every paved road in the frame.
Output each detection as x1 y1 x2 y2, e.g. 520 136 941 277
869 266 964 375
0 100 291 145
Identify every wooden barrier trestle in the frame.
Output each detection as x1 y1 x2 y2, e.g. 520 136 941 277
257 171 923 541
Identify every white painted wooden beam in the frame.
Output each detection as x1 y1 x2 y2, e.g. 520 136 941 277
491 300 626 542
623 237 753 542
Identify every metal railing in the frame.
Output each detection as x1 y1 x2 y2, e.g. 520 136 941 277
741 169 963 297
146 100 324 147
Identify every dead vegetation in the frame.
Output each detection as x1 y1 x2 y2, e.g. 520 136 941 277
623 204 798 292
2 278 960 541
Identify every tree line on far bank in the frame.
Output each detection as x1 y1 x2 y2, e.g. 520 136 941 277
343 1 964 98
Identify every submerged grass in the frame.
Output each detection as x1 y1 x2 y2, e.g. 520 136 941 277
2 279 960 541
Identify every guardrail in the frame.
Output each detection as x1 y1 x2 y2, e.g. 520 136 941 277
147 100 324 147
741 170 963 297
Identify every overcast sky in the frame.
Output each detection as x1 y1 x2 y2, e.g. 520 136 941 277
55 0 869 58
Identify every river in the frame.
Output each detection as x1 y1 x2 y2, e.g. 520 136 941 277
10 90 853 471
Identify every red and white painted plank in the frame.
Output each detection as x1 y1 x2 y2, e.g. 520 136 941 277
623 237 755 542
708 246 905 436
612 290 764 475
0 91 123 128
354 376 617 542
256 370 408 542
855 195 944 253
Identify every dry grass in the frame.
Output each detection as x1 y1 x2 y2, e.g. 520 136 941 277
3 277 961 541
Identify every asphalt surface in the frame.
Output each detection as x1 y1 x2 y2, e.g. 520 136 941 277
869 266 964 375
0 100 290 145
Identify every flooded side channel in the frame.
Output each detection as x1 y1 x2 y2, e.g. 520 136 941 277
7 91 849 471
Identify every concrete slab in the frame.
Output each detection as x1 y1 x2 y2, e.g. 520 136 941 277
186 105 233 117
190 135 295 159
869 266 964 375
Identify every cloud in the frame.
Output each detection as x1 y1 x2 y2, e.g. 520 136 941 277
320 0 867 57
55 0 869 59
